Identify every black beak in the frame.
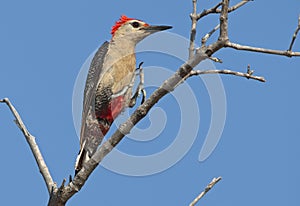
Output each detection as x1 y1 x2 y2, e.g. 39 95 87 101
142 25 172 32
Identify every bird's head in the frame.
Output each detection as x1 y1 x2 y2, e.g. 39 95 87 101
111 15 172 44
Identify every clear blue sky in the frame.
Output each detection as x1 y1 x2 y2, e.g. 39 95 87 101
0 0 299 205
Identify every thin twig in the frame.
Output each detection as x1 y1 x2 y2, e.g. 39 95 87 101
227 0 253 13
189 68 266 82
0 98 55 194
226 41 300 57
288 15 300 51
59 179 66 191
189 177 222 206
197 1 222 20
209 56 223 63
197 0 252 20
189 0 198 59
202 24 220 46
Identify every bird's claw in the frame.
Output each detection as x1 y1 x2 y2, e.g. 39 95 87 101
129 62 146 107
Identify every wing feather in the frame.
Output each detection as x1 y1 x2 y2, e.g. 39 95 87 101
79 41 109 149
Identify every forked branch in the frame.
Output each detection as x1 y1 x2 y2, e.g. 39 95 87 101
288 15 300 52
197 0 252 20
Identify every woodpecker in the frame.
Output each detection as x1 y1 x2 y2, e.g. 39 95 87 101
75 15 172 173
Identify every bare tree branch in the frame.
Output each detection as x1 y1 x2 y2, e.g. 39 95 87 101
197 0 252 20
202 24 220 47
205 0 230 56
288 15 300 51
225 41 300 57
189 67 266 82
0 98 55 194
227 0 253 13
199 0 300 57
219 0 229 41
197 1 222 20
189 177 222 206
189 0 198 59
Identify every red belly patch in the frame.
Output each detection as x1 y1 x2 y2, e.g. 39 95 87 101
95 95 125 135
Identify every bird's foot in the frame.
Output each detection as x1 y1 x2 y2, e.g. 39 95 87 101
129 62 146 107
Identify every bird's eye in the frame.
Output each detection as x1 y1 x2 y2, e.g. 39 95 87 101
131 21 140 28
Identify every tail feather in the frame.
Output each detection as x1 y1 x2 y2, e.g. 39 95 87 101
75 141 89 175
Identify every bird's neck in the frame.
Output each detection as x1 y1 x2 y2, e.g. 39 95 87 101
111 35 137 53
104 35 136 69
